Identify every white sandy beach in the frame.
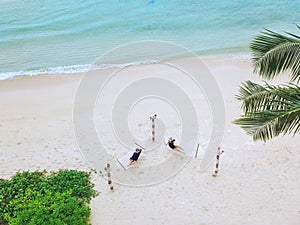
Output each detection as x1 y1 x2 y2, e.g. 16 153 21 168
0 56 299 225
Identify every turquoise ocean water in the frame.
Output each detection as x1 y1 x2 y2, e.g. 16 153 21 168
0 0 299 79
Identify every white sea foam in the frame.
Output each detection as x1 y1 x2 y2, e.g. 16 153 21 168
0 60 159 80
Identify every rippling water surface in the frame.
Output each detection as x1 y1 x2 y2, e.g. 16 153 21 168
0 0 299 79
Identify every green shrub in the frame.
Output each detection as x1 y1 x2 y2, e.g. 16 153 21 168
0 171 47 224
4 190 90 225
0 170 97 225
48 170 97 203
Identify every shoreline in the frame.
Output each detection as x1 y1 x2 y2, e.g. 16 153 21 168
0 52 251 81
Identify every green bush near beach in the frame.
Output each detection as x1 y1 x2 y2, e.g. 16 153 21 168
0 170 97 225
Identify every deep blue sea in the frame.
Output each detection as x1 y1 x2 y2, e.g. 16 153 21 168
0 0 299 79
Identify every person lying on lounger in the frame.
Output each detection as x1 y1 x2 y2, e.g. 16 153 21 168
128 148 142 166
167 137 184 153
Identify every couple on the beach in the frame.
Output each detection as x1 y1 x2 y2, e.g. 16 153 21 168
128 138 184 166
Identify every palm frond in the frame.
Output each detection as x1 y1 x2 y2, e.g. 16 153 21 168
236 80 300 112
250 27 300 82
235 108 300 142
234 82 300 141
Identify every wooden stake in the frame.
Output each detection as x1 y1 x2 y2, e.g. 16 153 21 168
195 144 200 158
212 147 224 177
105 163 114 190
150 114 157 142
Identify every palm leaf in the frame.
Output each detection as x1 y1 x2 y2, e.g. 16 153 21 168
236 80 300 113
234 82 300 141
250 27 300 82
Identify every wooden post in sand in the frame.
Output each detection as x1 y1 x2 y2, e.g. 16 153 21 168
150 114 157 142
212 147 224 177
104 163 114 190
195 144 200 158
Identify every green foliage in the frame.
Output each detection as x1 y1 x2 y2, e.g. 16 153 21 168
48 170 97 203
4 190 90 225
250 25 300 82
234 81 300 141
0 170 97 225
0 171 46 225
235 25 300 141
